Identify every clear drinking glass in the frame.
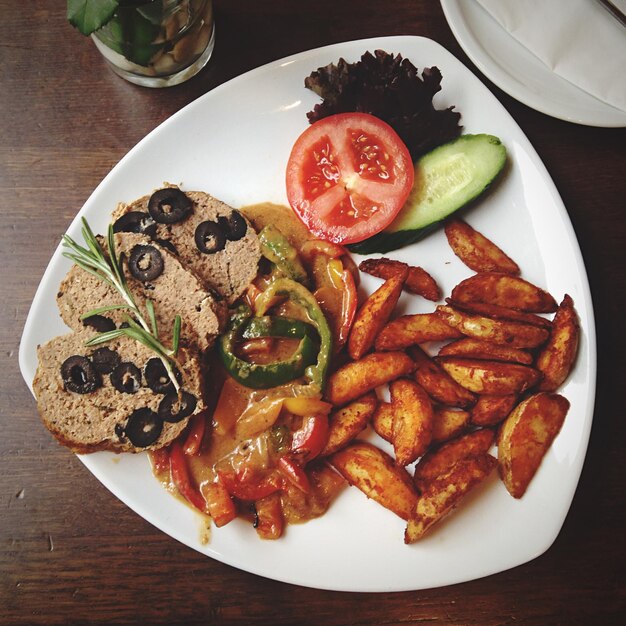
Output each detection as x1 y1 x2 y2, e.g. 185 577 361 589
91 0 215 88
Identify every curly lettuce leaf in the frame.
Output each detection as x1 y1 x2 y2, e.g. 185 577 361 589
305 50 462 160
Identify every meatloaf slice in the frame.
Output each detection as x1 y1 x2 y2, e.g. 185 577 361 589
33 330 205 454
57 232 226 353
111 187 261 303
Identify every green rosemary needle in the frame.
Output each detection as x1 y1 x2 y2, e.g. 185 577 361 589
62 217 182 392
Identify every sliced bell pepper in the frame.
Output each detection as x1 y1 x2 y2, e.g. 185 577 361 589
218 468 283 501
183 410 207 456
254 492 284 540
201 477 237 527
169 440 207 513
258 225 310 286
291 414 329 462
218 305 318 389
278 456 311 493
255 278 333 391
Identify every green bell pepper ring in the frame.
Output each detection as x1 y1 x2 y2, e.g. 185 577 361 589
254 278 333 391
258 225 310 287
218 306 319 390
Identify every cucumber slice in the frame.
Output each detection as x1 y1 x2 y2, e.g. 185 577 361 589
348 134 507 254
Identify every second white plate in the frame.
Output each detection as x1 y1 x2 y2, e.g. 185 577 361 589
441 0 626 127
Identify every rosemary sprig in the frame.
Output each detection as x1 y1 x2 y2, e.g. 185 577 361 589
62 217 182 392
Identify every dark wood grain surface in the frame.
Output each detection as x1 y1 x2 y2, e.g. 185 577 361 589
2 1 625 624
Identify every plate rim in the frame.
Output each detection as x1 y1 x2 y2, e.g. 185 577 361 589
18 34 597 592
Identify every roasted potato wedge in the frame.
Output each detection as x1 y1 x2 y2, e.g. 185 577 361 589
451 272 558 313
536 295 580 391
413 428 495 490
326 351 415 406
498 392 570 498
438 337 534 365
446 298 552 330
390 379 433 466
321 392 378 456
358 257 441 301
445 219 520 275
410 346 477 408
437 356 541 395
375 313 463 351
371 402 394 443
435 304 550 349
331 442 418 520
405 454 496 543
432 407 471 443
348 270 407 360
470 394 518 427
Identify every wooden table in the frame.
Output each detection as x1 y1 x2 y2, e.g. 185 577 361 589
2 1 624 623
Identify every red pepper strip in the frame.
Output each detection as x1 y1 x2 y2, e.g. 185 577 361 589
338 268 357 349
291 414 329 462
149 447 171 475
169 441 207 513
300 239 347 261
278 457 311 494
255 492 284 540
201 478 236 528
218 469 283 501
183 411 207 456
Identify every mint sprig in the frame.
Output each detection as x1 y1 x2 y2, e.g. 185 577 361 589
67 0 119 36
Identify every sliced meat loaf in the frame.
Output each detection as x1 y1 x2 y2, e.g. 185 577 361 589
57 232 226 353
111 186 261 304
33 330 205 453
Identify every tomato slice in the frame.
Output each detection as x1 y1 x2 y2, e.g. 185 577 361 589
286 113 414 244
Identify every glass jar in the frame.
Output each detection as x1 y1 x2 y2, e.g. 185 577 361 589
91 0 215 88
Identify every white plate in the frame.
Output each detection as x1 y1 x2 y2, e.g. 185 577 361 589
19 35 596 592
441 0 626 127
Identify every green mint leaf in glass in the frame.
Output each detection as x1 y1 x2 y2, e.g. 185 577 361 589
67 0 119 36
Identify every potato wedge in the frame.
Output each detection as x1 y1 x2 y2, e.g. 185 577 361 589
432 407 471 444
437 356 541 395
451 272 558 313
413 428 495 490
390 379 434 466
375 313 463 351
321 392 378 456
359 257 441 301
470 394 518 427
536 295 580 391
438 337 533 365
435 304 550 349
326 351 415 406
405 454 496 543
371 402 394 443
446 298 552 330
348 270 407 360
445 219 520 275
498 392 570 498
331 442 418 520
410 346 477 408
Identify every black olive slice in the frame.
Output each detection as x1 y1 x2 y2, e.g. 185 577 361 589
110 362 142 394
218 210 248 241
194 220 226 254
124 408 163 448
148 188 192 224
128 244 164 282
61 355 102 394
82 314 116 333
154 238 178 255
112 211 157 238
144 357 182 394
91 347 122 374
158 391 197 423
